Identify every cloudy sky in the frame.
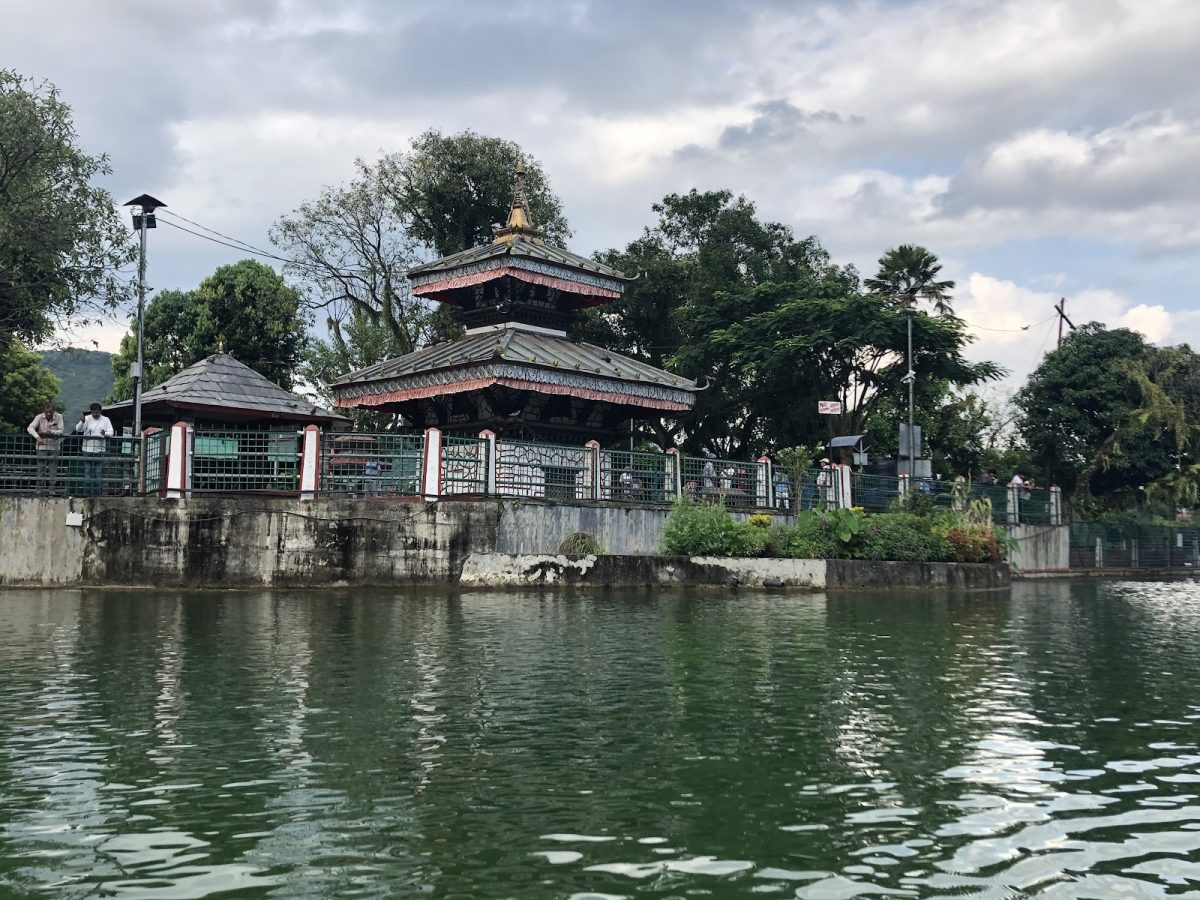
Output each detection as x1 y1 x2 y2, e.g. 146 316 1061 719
6 0 1199 389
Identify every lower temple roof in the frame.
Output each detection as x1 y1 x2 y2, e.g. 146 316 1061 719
331 328 697 413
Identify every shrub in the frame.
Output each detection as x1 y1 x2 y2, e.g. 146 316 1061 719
661 496 741 556
941 524 1004 563
747 513 774 529
854 512 954 562
786 512 850 559
558 532 605 555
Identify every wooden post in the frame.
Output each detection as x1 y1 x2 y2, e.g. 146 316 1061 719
421 428 442 498
298 425 321 501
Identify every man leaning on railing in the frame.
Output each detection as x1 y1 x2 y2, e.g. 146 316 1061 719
75 403 114 497
27 402 64 496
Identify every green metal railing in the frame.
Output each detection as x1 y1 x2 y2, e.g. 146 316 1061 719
495 439 591 500
441 436 488 495
0 433 142 497
680 455 769 508
191 430 301 494
143 430 168 494
1070 523 1200 570
600 449 678 505
320 433 423 497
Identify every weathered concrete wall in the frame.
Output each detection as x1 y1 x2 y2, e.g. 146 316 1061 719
460 552 1006 591
1 497 501 587
1005 523 1071 573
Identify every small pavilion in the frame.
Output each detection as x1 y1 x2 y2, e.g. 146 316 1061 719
331 166 697 444
105 352 349 432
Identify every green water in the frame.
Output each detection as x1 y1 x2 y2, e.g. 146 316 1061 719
2 582 1200 898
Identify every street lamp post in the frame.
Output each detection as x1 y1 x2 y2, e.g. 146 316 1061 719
123 195 166 437
904 291 917 479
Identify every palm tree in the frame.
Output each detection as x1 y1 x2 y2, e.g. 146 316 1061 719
864 244 956 316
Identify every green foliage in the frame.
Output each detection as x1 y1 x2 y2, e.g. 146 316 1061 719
856 512 954 562
660 496 741 556
825 506 866 543
0 70 135 345
558 532 605 556
38 349 113 419
0 340 60 432
747 513 773 528
863 244 956 315
108 260 309 401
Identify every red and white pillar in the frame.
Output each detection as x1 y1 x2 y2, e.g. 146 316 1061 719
165 421 190 500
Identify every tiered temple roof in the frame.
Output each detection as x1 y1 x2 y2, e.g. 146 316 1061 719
331 165 696 440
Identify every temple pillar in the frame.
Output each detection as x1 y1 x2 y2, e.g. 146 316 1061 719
478 429 497 495
298 425 321 500
421 428 443 497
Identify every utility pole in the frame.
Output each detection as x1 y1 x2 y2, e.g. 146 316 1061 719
1054 297 1075 349
123 195 166 437
905 291 916 477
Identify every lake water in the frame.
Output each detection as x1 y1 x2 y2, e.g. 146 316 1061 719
2 581 1200 898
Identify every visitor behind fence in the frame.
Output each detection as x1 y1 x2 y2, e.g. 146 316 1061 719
75 403 114 496
27 403 64 496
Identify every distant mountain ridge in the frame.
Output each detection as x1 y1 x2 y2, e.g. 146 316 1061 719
40 349 115 417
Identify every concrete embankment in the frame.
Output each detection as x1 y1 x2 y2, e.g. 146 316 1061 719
1 495 1028 589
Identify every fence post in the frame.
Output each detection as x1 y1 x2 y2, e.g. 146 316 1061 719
666 448 683 502
756 455 772 508
164 421 190 500
899 473 910 496
1131 538 1139 569
832 464 852 509
1007 485 1020 525
584 440 601 501
421 428 443 498
1095 536 1104 568
1049 486 1062 525
477 429 497 495
298 425 321 501
140 427 159 495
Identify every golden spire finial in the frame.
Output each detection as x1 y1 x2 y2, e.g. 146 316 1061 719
493 159 541 244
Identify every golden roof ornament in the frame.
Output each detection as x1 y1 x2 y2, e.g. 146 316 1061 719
492 160 543 245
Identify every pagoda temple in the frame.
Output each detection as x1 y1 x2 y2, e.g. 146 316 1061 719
331 166 697 443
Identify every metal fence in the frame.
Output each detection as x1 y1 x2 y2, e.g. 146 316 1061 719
495 439 591 500
680 455 769 508
1070 523 1200 570
441 436 489 495
600 449 677 505
0 433 142 497
143 430 168 494
192 430 300 494
320 432 423 497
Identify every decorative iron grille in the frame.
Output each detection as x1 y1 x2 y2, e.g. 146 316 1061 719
599 449 677 505
191 430 301 494
0 433 141 497
495 440 591 500
441 436 488 495
679 456 768 508
142 430 168 494
320 433 424 497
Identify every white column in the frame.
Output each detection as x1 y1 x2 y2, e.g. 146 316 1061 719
478 429 497 495
1007 485 1020 525
584 440 601 501
165 421 190 500
298 425 321 501
421 427 443 498
1049 485 1062 525
834 463 852 509
666 448 683 502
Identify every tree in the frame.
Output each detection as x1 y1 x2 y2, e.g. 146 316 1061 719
378 129 569 256
1016 324 1169 502
864 244 956 315
0 70 135 345
0 339 59 433
108 260 308 400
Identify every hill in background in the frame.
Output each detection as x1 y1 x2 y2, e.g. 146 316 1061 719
40 349 115 417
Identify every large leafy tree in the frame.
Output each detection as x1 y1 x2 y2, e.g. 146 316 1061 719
0 70 135 345
0 339 60 433
864 244 956 315
108 260 308 400
1016 324 1171 502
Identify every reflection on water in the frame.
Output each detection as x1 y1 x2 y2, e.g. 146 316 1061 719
1 580 1200 897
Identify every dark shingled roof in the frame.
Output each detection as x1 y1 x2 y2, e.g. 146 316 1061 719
333 328 695 391
406 236 630 282
106 353 349 424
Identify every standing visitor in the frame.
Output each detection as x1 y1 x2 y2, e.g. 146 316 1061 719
75 403 114 496
773 467 791 512
1008 472 1025 488
27 403 64 496
979 469 998 486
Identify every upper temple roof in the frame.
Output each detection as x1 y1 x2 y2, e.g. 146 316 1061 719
405 234 631 283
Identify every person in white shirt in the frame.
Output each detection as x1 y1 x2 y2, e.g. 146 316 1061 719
1008 473 1025 488
27 403 64 495
74 403 114 496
